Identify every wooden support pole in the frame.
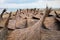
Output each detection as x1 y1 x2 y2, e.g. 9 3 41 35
0 9 6 18
27 9 28 13
5 12 11 28
45 6 52 17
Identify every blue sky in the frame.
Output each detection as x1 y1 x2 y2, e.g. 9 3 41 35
0 0 60 8
5 0 38 4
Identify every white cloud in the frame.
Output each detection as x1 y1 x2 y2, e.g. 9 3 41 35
0 0 5 4
45 0 60 8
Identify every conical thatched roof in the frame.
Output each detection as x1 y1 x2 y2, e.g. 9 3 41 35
44 17 58 30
